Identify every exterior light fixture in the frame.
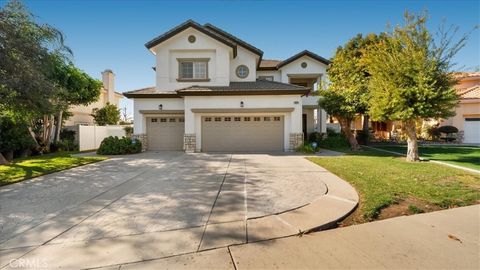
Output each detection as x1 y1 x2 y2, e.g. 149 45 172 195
240 101 244 108
158 104 163 110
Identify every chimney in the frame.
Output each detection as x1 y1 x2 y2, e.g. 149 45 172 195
102 69 115 104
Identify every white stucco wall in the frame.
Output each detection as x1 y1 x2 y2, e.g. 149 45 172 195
184 95 303 151
278 56 328 84
133 98 185 134
229 46 258 82
257 70 282 82
152 28 232 91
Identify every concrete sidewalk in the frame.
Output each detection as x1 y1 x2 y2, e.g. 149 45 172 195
105 205 479 270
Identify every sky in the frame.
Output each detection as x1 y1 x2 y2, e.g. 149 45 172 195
5 0 480 117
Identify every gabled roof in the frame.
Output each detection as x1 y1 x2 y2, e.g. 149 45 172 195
145 20 237 57
277 50 331 68
203 23 263 57
257 50 330 71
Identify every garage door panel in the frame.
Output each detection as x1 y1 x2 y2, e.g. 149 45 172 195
147 117 184 151
464 118 480 144
202 116 284 152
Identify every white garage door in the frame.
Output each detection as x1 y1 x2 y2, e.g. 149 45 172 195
464 118 480 144
202 116 284 152
146 117 184 150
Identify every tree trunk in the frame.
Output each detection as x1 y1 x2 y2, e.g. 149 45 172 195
339 118 360 151
362 114 370 145
404 119 420 162
0 153 9 165
53 110 63 143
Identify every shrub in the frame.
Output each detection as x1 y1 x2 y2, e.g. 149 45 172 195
50 140 78 152
308 132 323 143
426 126 441 141
438 125 458 135
0 116 36 160
296 144 316 154
326 127 339 136
60 129 76 141
97 136 142 155
318 133 350 149
355 130 370 145
124 126 134 137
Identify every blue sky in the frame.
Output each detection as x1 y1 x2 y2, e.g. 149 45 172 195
6 0 480 116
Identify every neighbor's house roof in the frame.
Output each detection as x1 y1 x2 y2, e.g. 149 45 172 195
145 20 264 60
258 50 331 71
458 85 480 99
123 80 308 98
453 72 480 79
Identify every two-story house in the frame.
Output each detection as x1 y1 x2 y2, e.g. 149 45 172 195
124 20 329 152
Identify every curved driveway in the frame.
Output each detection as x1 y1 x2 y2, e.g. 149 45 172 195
0 152 355 269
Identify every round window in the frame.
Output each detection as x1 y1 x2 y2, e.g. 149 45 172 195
301 62 308 68
188 35 196 43
236 65 249 78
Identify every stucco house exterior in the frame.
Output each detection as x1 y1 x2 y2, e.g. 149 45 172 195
440 72 480 144
65 70 124 126
124 20 328 152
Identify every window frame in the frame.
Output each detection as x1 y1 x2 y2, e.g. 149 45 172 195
236 65 249 79
177 58 210 82
258 76 274 81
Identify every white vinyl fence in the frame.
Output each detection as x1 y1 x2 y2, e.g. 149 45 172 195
76 125 126 151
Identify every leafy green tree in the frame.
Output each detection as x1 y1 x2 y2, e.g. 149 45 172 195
365 12 467 161
50 56 102 142
92 103 121 126
320 33 382 150
0 0 72 155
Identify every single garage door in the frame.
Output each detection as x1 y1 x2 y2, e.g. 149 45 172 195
464 118 480 144
146 117 184 150
202 116 284 152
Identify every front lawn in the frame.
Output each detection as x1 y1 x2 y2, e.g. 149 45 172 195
308 149 480 225
372 145 480 170
0 152 107 186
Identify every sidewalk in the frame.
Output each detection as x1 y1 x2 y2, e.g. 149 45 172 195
107 205 479 270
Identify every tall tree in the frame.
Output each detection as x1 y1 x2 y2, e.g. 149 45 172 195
320 33 382 150
0 0 72 158
50 56 102 143
365 12 467 161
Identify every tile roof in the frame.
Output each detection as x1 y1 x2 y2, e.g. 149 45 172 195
458 85 480 99
259 59 281 69
453 72 480 79
176 79 308 93
123 80 308 98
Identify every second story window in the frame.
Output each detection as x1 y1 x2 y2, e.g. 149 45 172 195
177 59 209 81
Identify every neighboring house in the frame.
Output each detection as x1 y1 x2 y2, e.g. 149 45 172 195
440 72 480 144
64 70 124 126
124 20 329 152
349 72 480 143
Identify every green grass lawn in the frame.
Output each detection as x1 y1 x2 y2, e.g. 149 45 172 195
0 152 107 186
372 145 480 170
308 148 480 224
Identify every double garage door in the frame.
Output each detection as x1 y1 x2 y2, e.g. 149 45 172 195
146 115 285 152
202 116 284 152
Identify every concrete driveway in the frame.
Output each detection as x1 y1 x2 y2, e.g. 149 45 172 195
0 151 356 269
